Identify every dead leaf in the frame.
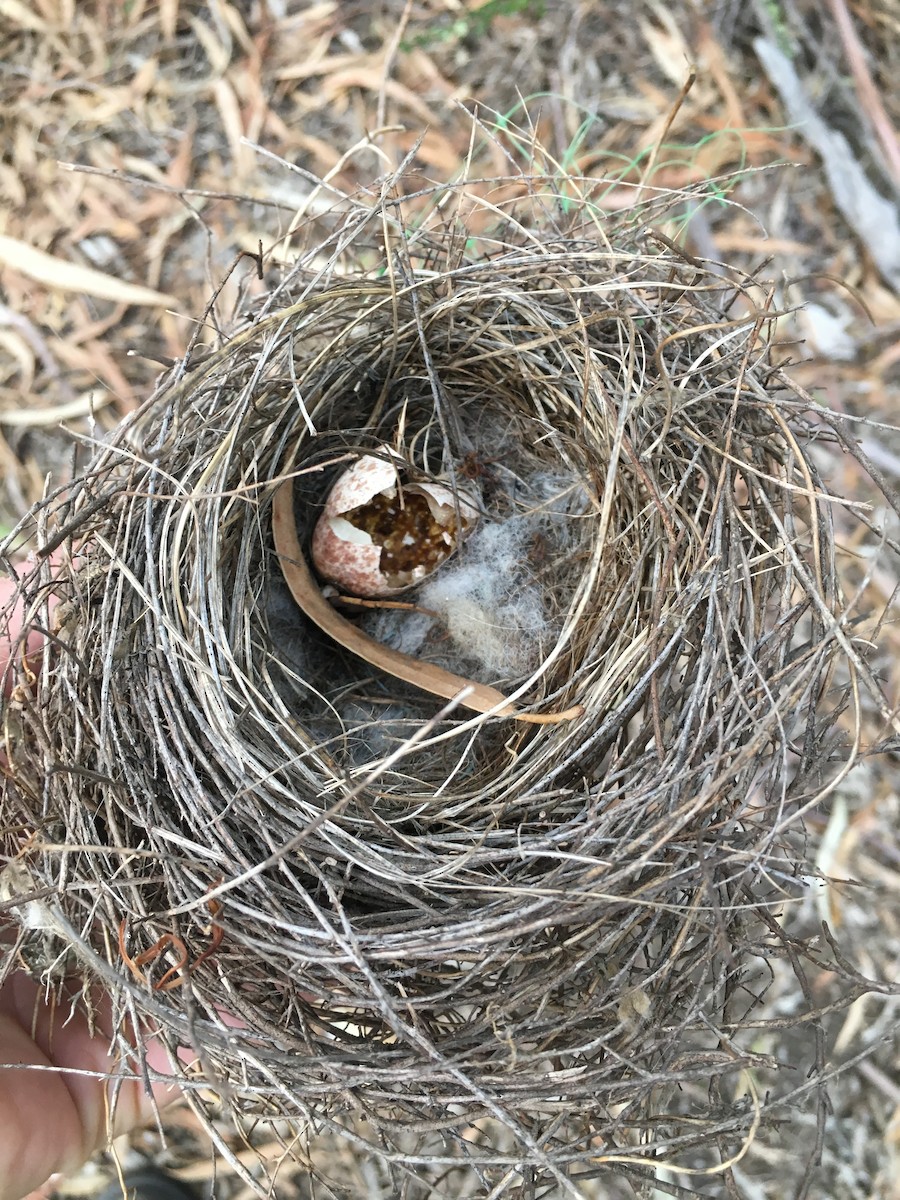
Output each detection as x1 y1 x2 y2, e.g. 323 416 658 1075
0 0 48 33
0 389 113 427
0 235 177 307
322 68 438 127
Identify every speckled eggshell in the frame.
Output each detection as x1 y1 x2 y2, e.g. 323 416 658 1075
310 452 403 597
310 450 479 598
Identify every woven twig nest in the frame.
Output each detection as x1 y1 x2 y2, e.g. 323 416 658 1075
2 155 895 1195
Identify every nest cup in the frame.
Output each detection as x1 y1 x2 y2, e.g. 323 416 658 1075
0 163 883 1194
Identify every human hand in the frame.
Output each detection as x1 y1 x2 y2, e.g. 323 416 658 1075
0 574 179 1200
0 965 176 1200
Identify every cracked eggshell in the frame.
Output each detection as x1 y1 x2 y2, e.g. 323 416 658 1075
310 450 480 598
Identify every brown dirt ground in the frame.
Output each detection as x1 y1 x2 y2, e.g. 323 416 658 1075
1 1 899 1197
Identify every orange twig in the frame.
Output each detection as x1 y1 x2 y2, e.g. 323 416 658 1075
117 893 224 990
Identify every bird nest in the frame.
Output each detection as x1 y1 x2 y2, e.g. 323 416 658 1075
1 153 896 1197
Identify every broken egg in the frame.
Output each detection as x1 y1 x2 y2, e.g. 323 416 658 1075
310 449 480 597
